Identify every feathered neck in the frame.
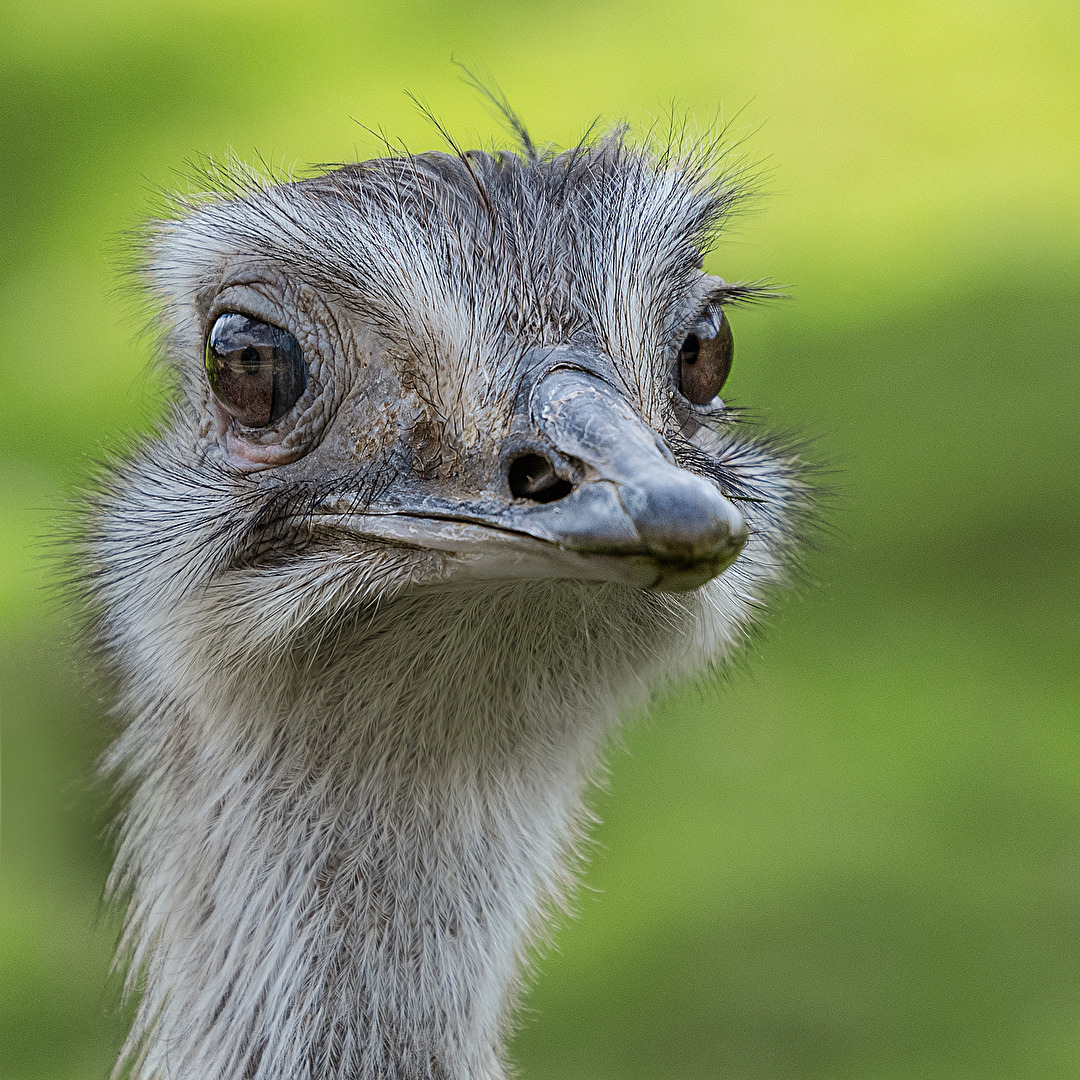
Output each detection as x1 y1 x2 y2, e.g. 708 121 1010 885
106 580 703 1080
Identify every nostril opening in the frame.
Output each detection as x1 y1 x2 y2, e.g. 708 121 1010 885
508 453 574 504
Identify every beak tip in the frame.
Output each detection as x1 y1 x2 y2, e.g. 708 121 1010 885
629 479 748 566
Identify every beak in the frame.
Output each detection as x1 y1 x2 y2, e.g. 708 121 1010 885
323 347 748 593
492 359 748 591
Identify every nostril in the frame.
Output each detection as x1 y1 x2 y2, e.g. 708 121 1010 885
508 453 574 504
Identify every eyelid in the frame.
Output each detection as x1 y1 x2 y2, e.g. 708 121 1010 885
698 304 725 334
674 302 723 351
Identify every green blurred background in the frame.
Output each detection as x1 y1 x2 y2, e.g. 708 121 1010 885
2 2 1077 1077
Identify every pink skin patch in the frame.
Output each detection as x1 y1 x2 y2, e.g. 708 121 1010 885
211 402 303 471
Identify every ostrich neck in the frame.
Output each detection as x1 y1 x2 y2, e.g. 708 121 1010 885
114 582 670 1080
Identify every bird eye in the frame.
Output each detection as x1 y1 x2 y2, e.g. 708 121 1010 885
205 313 307 427
677 309 734 405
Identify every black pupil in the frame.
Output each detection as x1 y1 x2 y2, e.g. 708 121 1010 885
680 334 701 364
240 345 262 374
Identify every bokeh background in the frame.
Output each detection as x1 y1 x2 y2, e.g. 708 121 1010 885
2 2 1077 1078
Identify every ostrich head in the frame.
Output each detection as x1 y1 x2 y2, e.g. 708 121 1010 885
89 124 805 1080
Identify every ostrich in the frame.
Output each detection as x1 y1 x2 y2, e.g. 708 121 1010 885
86 119 806 1080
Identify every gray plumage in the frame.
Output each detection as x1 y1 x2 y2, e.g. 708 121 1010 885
85 124 807 1079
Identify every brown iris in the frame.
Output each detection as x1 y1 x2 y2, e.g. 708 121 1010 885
677 309 734 405
205 313 307 427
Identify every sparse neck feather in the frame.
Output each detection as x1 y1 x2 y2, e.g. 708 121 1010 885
109 581 697 1080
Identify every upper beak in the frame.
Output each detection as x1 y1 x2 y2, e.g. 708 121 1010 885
494 360 748 591
323 347 749 593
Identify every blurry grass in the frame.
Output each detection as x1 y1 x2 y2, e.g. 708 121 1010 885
2 1 1078 1077
1 633 126 1079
